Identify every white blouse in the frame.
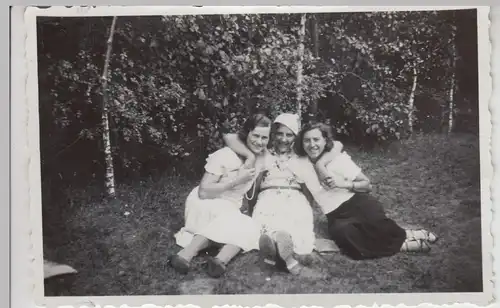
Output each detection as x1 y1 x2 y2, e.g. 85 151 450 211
292 152 362 214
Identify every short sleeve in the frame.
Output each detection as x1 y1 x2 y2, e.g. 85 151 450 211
204 147 242 176
327 153 362 180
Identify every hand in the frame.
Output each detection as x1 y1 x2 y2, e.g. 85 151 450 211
235 167 256 186
322 175 350 189
243 154 256 169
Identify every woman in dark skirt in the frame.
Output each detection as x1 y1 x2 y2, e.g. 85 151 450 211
293 122 438 260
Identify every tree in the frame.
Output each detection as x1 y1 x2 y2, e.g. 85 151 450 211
101 16 118 198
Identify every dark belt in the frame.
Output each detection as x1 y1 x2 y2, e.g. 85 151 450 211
260 186 301 192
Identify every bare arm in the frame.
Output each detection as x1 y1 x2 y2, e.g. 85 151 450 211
328 171 372 193
314 141 344 182
350 172 372 193
222 133 256 167
198 168 256 199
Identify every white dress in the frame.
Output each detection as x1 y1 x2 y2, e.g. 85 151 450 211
251 151 316 255
174 147 267 252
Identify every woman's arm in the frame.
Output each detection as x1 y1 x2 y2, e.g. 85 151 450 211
314 141 344 182
198 167 256 199
329 172 372 193
222 133 256 167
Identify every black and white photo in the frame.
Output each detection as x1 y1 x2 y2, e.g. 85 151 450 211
20 5 493 308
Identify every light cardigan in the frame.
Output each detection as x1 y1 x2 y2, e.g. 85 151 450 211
291 152 362 215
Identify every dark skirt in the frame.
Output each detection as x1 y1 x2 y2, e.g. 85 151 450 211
326 193 406 260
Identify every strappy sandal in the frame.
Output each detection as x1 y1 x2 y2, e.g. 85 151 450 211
407 229 438 243
401 239 431 253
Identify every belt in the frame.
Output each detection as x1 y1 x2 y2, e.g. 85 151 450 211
260 186 301 192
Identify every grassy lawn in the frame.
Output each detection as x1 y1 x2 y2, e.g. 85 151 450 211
43 133 483 296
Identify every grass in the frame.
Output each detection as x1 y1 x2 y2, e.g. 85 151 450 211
43 133 483 296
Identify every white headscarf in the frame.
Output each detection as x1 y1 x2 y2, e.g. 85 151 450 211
273 113 301 136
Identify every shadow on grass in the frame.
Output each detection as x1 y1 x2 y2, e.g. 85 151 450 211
43 133 484 296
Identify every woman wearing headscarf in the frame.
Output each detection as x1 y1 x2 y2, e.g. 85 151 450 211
223 113 342 276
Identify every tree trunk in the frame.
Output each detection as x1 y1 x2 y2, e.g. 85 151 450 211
448 31 457 134
408 66 418 134
296 13 306 123
309 14 319 121
101 16 118 198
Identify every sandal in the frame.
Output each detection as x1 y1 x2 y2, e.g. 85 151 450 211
407 229 438 243
259 233 278 266
206 256 227 278
169 254 190 274
401 239 431 253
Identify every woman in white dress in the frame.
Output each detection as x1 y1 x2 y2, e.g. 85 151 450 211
170 113 272 278
223 113 342 276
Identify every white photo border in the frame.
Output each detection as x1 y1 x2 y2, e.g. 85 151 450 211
16 5 494 308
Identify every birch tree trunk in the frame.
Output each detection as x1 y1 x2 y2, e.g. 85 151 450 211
407 66 418 134
101 16 118 198
296 13 306 122
448 32 457 134
309 14 319 120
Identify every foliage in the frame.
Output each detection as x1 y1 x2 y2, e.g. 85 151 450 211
36 10 478 187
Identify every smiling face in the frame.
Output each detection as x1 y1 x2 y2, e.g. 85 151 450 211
246 125 271 155
302 128 327 160
274 124 295 154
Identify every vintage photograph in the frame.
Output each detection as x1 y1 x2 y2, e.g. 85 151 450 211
23 5 492 306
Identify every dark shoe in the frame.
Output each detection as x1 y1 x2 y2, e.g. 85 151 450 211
259 233 278 266
206 256 227 278
169 255 190 274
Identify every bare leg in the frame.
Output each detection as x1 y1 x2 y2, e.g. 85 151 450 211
215 244 241 264
178 235 212 262
207 244 242 278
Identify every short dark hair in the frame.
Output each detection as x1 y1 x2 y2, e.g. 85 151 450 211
238 113 272 142
294 122 335 157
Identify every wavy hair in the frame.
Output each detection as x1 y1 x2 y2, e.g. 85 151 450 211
237 113 272 143
294 122 335 158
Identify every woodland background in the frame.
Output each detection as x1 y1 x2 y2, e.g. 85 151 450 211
39 9 482 296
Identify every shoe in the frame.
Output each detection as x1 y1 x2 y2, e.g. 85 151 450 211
206 256 226 278
401 239 431 253
169 255 190 274
407 229 438 243
274 231 295 263
259 233 278 266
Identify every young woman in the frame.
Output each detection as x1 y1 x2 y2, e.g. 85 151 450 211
223 113 341 276
293 122 438 260
170 114 273 278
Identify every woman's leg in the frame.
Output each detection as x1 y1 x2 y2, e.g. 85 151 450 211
171 235 213 274
178 234 212 261
325 194 408 259
206 244 242 278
